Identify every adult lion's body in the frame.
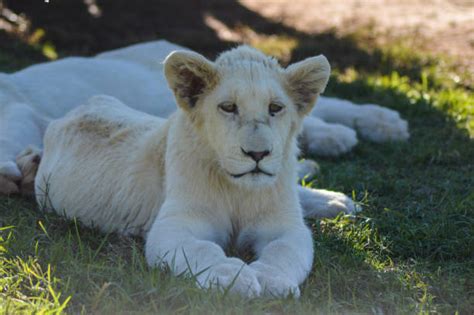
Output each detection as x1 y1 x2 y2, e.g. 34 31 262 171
0 40 409 196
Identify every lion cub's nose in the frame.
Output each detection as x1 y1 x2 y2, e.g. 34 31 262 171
241 148 270 162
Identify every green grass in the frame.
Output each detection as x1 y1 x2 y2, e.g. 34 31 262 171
1 27 473 314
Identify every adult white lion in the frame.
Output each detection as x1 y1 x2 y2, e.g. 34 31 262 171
0 40 409 196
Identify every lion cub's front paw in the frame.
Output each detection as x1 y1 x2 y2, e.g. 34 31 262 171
355 105 409 142
250 262 300 298
197 261 261 298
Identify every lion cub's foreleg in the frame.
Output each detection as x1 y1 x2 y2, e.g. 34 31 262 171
145 206 262 297
145 202 313 298
248 217 313 298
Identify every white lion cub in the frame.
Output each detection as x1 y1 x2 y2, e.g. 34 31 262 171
36 46 332 297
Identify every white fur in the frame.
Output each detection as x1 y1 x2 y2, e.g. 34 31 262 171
297 159 320 181
301 116 357 157
298 186 359 218
0 40 409 196
313 98 410 142
36 46 334 297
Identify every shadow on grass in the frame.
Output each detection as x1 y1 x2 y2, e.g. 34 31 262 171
316 75 474 263
2 0 442 84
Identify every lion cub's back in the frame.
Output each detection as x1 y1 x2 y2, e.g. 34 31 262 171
35 95 167 235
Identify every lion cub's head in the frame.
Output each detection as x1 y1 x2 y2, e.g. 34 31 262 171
164 46 330 188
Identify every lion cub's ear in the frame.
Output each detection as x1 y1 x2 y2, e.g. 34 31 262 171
285 55 330 116
164 51 218 111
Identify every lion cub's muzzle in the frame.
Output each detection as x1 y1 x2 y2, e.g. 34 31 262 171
240 148 270 162
230 148 274 178
231 166 274 178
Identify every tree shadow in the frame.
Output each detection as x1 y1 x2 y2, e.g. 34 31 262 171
2 0 425 77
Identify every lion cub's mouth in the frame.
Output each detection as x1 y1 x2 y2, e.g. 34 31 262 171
230 166 274 178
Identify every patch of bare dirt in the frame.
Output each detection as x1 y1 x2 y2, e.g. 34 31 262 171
241 0 474 73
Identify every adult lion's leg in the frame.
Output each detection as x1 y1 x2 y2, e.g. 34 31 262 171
16 146 42 196
296 159 320 181
300 116 357 157
296 160 359 218
312 96 409 142
0 102 49 195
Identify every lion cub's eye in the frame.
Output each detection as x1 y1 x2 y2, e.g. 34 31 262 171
218 103 238 114
269 103 284 116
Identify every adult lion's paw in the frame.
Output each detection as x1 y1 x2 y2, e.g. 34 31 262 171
197 262 261 298
297 159 320 182
16 146 42 196
301 117 357 157
299 187 361 219
0 161 22 195
250 262 300 298
354 105 409 142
